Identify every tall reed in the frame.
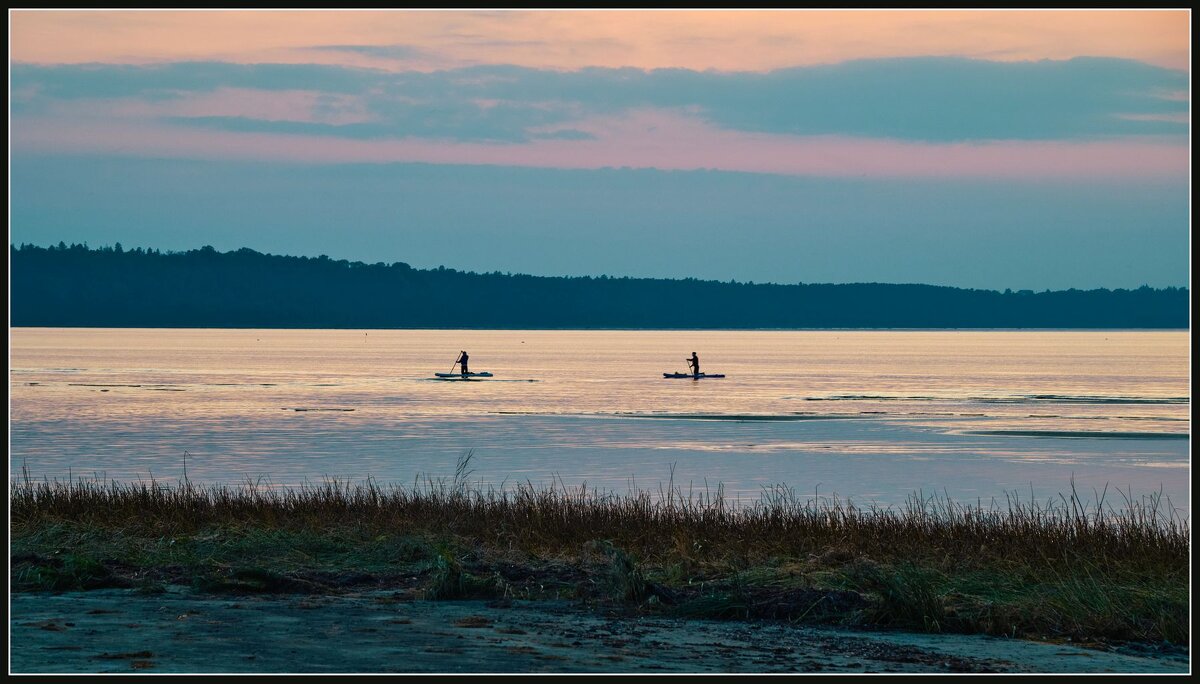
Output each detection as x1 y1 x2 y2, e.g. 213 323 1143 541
12 458 1187 570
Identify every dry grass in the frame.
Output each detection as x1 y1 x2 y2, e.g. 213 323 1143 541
10 454 1190 644
12 464 1185 568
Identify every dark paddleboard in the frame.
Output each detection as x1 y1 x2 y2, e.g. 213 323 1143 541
663 372 725 379
434 371 493 378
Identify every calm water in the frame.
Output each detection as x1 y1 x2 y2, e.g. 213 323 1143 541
9 328 1191 511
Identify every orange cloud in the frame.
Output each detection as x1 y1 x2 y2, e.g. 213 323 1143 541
10 9 1190 72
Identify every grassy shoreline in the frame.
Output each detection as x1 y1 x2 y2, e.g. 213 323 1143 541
10 464 1189 648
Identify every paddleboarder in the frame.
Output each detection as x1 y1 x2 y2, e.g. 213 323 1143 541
687 352 700 378
457 350 470 376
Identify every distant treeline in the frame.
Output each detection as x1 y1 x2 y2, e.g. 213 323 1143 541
10 243 1190 329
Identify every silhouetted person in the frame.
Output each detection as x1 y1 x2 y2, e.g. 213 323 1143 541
687 352 700 377
457 350 469 376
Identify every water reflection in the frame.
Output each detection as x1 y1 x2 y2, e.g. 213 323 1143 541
9 328 1190 510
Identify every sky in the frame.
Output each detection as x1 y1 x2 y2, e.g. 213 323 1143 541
8 9 1191 290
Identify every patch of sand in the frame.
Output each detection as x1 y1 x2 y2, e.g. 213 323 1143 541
10 589 1188 674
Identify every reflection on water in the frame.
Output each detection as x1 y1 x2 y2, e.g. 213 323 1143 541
9 328 1190 510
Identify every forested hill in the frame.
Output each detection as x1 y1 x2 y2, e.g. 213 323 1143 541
10 243 1189 329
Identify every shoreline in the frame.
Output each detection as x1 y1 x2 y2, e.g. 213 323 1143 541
12 471 1188 673
10 589 1188 674
12 412 1189 513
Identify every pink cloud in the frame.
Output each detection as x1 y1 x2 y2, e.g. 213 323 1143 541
30 88 374 126
1115 113 1190 124
12 109 1188 180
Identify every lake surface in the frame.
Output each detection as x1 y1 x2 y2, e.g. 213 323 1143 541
9 329 1191 512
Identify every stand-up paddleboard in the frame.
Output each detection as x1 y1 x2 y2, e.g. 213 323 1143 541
663 372 725 379
434 371 493 378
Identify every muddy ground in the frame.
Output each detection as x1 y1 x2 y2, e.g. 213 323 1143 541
10 588 1188 674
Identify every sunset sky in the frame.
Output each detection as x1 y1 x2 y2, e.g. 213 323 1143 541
9 9 1190 289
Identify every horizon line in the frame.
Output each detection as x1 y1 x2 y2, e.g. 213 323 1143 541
12 241 1190 295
